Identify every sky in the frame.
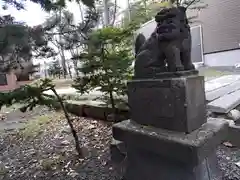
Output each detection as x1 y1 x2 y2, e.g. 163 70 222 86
0 0 129 26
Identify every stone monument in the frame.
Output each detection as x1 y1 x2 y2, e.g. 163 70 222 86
112 6 228 180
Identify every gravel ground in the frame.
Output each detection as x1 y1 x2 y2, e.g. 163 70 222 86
217 146 240 180
0 109 124 180
0 108 240 180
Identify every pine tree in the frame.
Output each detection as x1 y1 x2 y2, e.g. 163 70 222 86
122 0 206 27
73 26 135 115
1 0 95 11
0 0 99 158
0 78 83 157
0 15 48 75
161 0 207 23
48 60 63 78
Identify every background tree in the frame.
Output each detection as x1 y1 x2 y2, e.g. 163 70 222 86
48 60 63 78
169 0 207 22
1 0 95 11
39 6 99 79
0 0 100 159
0 0 97 77
67 61 73 78
95 0 119 27
0 15 49 80
170 0 206 8
63 8 99 77
73 26 135 115
41 10 73 78
122 0 207 28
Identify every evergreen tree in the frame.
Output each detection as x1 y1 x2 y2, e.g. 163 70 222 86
73 26 135 115
122 0 206 27
48 60 63 78
0 0 99 158
1 0 95 11
0 15 48 77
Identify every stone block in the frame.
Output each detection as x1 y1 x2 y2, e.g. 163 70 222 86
205 75 240 92
227 124 240 147
207 89 240 113
206 80 240 102
123 150 222 180
113 119 228 165
110 138 126 163
128 75 206 133
65 103 84 116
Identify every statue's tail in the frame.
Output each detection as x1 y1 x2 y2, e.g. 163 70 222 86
135 33 146 57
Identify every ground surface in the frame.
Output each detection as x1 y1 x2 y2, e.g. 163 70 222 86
218 146 240 180
0 108 125 180
0 107 240 180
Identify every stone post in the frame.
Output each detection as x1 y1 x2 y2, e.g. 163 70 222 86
112 73 228 180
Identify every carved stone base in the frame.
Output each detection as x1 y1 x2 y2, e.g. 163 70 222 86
113 119 228 180
124 150 221 180
128 75 206 133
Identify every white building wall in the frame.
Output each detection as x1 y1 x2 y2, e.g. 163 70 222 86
204 49 240 67
136 19 156 39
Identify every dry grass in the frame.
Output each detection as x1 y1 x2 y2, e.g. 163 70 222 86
20 113 60 139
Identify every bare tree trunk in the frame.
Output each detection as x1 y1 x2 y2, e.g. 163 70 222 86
103 0 110 26
51 88 83 157
110 0 117 26
78 1 84 21
60 51 68 79
70 49 79 77
109 90 116 114
58 8 68 79
44 61 47 78
143 0 147 16
67 62 72 79
127 0 131 22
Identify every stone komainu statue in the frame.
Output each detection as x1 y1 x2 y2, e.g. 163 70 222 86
134 6 195 78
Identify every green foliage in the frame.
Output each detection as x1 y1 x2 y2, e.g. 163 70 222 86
169 0 207 23
0 79 59 112
122 0 167 28
170 0 207 9
0 0 97 74
73 26 134 110
48 60 63 78
0 15 29 71
0 78 83 157
123 0 207 27
1 0 95 11
0 15 52 74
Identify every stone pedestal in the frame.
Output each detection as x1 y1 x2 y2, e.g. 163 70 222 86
128 75 206 133
112 74 228 180
113 119 228 180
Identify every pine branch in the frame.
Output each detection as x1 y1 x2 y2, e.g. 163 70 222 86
0 78 83 157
